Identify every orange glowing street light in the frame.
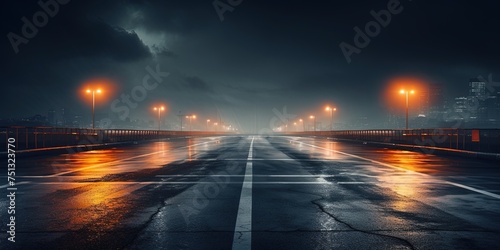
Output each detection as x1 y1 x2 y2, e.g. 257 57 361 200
399 89 415 129
299 119 305 132
214 122 218 132
186 115 196 131
153 106 165 130
325 106 337 131
86 89 102 129
309 115 316 131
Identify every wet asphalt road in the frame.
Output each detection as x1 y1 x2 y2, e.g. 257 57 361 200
1 135 500 249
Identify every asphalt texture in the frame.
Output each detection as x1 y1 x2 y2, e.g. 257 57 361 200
1 135 499 249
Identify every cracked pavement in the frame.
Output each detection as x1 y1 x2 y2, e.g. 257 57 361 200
1 136 500 249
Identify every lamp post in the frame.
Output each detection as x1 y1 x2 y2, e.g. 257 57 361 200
206 119 211 131
309 115 316 131
399 89 414 130
186 115 196 131
86 89 101 129
325 106 337 131
299 119 304 132
153 106 165 130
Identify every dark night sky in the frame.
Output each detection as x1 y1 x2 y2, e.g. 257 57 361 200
1 0 500 132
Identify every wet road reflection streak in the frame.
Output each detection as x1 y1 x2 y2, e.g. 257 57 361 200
13 138 220 248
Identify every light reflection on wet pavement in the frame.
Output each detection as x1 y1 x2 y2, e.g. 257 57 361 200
1 136 499 249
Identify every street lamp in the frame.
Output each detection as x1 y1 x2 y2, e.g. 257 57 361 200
153 106 165 130
309 115 316 131
186 115 196 131
86 89 101 129
299 119 304 132
214 122 218 132
325 106 337 131
206 119 211 131
400 89 415 130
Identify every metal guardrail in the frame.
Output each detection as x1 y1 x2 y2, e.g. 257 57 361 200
0 126 229 152
3 127 498 154
287 129 500 153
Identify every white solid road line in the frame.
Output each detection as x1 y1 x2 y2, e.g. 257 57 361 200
293 138 500 200
7 179 455 187
447 181 500 199
224 158 332 161
232 136 254 250
18 140 216 179
18 181 332 185
0 181 31 189
155 174 336 178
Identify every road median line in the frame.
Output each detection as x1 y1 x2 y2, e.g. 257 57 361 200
232 136 254 250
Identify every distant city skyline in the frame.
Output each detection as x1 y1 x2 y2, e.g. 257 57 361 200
2 75 499 130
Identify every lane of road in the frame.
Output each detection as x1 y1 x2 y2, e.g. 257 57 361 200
1 136 499 249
